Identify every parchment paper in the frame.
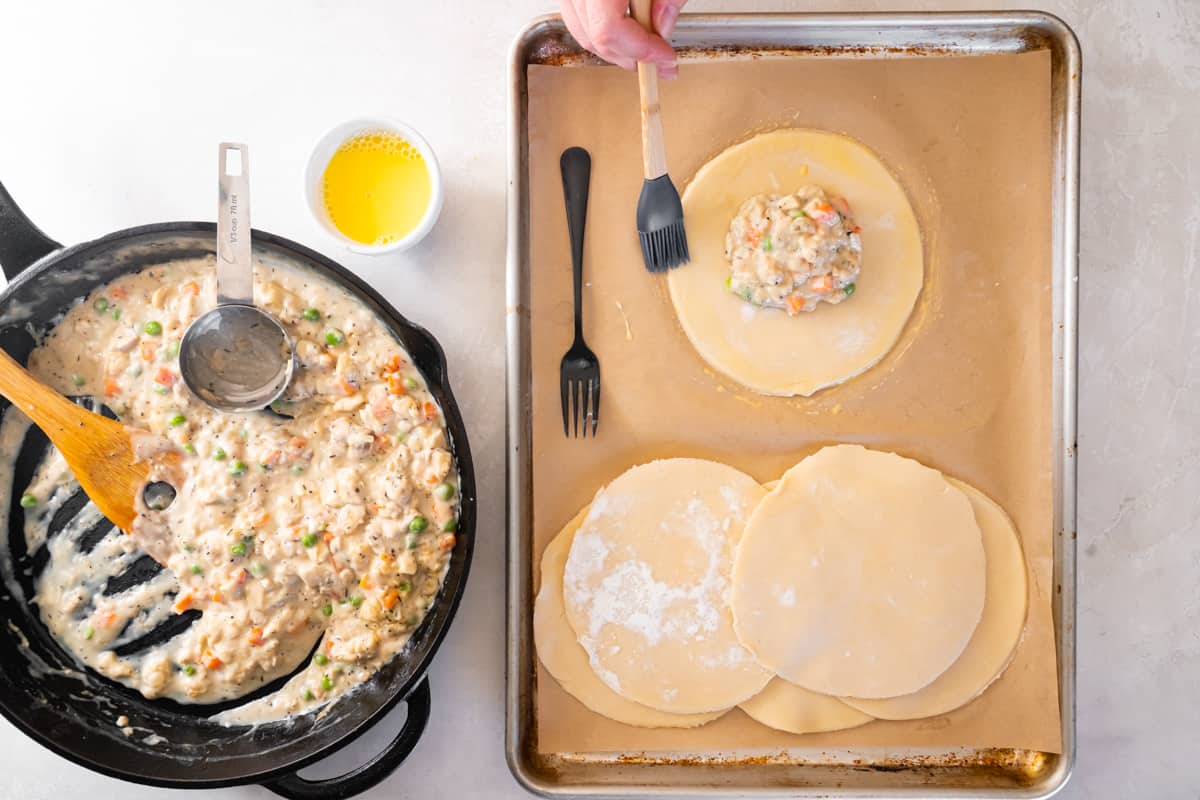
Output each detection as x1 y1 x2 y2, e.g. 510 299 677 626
527 50 1061 755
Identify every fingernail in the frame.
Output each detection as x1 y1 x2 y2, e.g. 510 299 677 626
656 3 681 37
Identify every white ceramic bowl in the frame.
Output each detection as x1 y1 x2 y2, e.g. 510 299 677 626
304 117 444 255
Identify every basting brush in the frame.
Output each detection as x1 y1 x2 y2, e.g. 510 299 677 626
631 0 689 272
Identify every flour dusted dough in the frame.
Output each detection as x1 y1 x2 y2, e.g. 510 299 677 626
740 677 874 735
842 479 1028 718
562 459 773 713
731 445 985 698
667 129 923 396
535 506 727 728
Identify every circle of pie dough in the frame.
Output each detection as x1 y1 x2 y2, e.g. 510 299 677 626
667 128 923 396
535 505 727 728
562 459 774 714
739 677 874 735
842 479 1028 718
730 445 985 699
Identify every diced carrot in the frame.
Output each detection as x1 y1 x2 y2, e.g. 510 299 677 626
439 534 457 552
382 589 400 610
255 511 272 526
426 474 438 485
383 354 403 374
338 379 357 397
360 576 373 590
422 402 438 421
786 296 806 315
287 436 308 450
744 229 763 247
154 367 175 386
232 567 247 585
204 652 223 670
109 286 128 300
811 275 835 293
325 640 335 652
248 627 264 646
373 434 391 453
210 591 223 603
104 377 120 397
182 280 199 296
261 451 281 468
96 609 119 627
140 340 158 362
174 594 193 613
322 531 335 544
379 552 393 564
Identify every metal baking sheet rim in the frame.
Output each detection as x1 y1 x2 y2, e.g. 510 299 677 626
505 12 1079 799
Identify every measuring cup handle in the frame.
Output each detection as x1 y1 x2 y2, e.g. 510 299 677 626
217 142 254 306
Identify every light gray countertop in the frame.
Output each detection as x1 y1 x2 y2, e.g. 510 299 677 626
0 0 1195 798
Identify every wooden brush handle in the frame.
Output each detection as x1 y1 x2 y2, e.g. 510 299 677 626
630 0 668 180
0 347 94 444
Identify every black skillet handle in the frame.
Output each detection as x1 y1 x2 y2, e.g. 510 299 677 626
262 678 432 800
0 180 61 281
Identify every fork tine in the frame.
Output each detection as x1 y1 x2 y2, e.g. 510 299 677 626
590 377 600 436
560 373 569 436
582 379 592 439
574 378 583 438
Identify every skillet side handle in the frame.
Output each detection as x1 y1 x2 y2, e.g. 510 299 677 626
0 180 61 281
262 678 432 800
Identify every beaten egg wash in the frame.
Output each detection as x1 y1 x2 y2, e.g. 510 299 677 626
321 131 431 246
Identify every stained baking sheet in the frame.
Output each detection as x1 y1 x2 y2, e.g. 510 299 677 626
507 12 1078 797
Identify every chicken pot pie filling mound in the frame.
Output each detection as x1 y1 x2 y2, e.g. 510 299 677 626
725 187 862 315
9 256 459 724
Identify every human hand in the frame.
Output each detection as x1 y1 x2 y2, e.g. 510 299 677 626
560 0 686 78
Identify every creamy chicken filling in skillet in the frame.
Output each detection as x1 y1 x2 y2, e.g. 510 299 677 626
725 186 862 314
11 256 458 724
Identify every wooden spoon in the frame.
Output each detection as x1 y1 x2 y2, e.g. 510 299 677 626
0 347 164 532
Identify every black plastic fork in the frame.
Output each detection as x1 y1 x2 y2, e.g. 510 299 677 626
559 147 600 438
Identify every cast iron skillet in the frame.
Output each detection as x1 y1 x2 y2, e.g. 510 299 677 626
0 180 475 799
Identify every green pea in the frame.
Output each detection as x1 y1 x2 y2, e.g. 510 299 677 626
71 373 86 387
168 413 186 427
405 532 420 550
230 542 247 557
844 283 857 297
762 235 773 251
213 447 227 461
435 483 455 501
144 320 163 336
321 603 333 617
443 518 458 533
182 664 197 676
324 329 345 347
303 308 321 322
93 297 109 312
190 565 202 575
153 385 169 395
82 625 95 641
314 653 328 666
183 443 196 454
403 376 419 391
350 596 363 608
291 464 306 475
301 533 318 548
19 493 37 509
321 674 334 691
302 688 315 701
250 562 268 578
409 516 428 533
398 580 412 593
110 307 122 320
229 460 247 477
165 340 180 359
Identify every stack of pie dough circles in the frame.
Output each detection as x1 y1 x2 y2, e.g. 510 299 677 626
534 446 1029 733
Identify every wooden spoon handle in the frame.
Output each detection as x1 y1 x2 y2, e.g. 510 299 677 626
0 347 94 446
630 0 668 180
